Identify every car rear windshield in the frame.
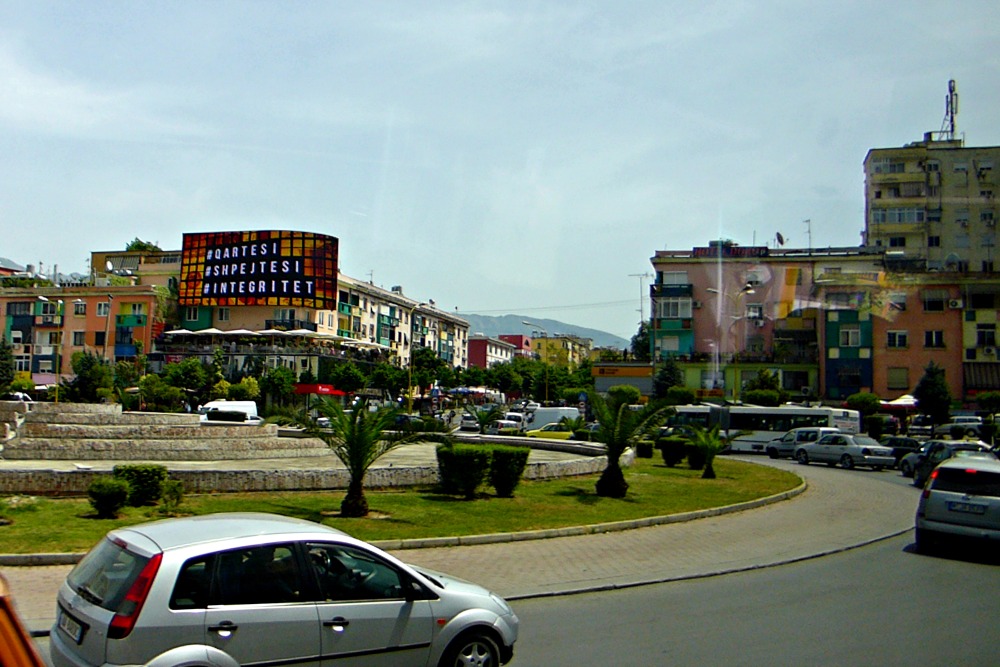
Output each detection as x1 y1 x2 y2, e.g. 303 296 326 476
932 468 1000 498
66 538 151 612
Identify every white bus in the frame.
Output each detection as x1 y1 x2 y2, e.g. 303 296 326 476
665 404 862 454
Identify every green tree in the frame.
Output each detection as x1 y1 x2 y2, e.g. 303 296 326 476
0 338 15 394
846 392 882 417
470 405 504 433
589 388 673 498
569 358 595 389
486 362 522 397
125 238 162 252
741 389 781 407
66 351 114 402
629 320 652 362
652 359 684 399
461 365 486 388
685 424 728 479
228 376 261 401
272 397 451 517
744 369 781 392
410 347 445 397
138 374 185 411
259 366 296 406
913 362 952 425
162 357 210 397
975 391 1000 416
328 361 367 395
369 362 407 401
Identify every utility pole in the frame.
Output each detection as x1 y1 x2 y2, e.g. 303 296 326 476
629 272 652 322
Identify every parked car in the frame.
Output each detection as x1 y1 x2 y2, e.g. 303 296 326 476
0 573 47 667
878 435 922 467
51 513 519 667
794 433 895 470
765 427 841 459
459 413 480 432
907 414 935 438
485 419 519 435
899 441 935 478
915 456 1000 554
912 441 997 487
525 422 575 440
933 416 983 439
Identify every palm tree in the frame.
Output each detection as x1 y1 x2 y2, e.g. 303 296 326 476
470 405 504 434
589 391 674 498
272 397 450 517
685 424 726 479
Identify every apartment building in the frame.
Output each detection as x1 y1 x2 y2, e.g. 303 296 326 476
467 335 516 369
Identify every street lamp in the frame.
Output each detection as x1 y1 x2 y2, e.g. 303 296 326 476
406 302 427 414
103 294 114 363
522 320 550 403
706 283 756 402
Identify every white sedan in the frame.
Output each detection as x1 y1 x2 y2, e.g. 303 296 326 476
795 433 895 470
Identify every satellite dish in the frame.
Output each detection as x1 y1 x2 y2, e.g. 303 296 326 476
776 232 785 246
105 260 113 271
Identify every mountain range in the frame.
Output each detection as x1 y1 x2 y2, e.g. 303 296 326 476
456 313 630 350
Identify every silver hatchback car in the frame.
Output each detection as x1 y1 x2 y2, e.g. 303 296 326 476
51 513 518 667
915 456 1000 553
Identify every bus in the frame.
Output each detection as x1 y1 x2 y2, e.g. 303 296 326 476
664 404 862 454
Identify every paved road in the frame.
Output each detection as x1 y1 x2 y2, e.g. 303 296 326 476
2 457 918 635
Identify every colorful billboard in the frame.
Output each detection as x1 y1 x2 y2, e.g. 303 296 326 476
178 230 338 309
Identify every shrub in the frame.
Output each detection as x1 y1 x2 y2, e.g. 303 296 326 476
160 479 185 514
489 446 530 498
656 437 688 467
686 444 707 471
435 444 491 499
87 476 130 519
636 440 654 458
113 464 168 507
865 415 884 439
572 428 592 441
665 386 696 406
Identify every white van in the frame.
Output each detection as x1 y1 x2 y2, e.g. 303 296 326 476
503 411 528 432
198 400 261 425
526 406 581 431
765 427 841 459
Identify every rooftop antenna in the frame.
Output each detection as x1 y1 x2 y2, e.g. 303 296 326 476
629 272 652 322
939 79 958 141
803 219 812 254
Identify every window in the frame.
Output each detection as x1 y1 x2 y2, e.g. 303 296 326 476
839 325 860 347
970 293 994 309
977 324 996 347
887 331 908 348
218 307 230 322
184 306 197 322
872 158 905 174
928 236 941 247
889 236 906 247
655 297 692 319
211 544 303 606
659 271 688 285
98 302 111 317
129 303 144 316
955 211 970 226
954 162 968 172
7 302 31 316
746 303 764 319
926 161 940 172
900 182 924 197
827 292 861 309
275 308 295 321
922 290 947 312
306 543 406 602
72 331 86 346
887 368 909 390
888 293 907 311
924 330 945 348
871 208 925 224
73 301 86 316
39 301 58 317
982 211 995 226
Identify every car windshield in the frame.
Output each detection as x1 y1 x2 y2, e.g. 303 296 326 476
66 537 150 612
852 436 880 447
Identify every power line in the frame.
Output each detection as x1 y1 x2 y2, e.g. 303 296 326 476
463 299 635 314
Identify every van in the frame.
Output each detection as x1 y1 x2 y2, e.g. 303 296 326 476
525 406 581 431
503 412 527 432
199 400 261 425
765 427 841 459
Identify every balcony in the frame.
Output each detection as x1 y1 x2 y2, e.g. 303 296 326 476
265 319 317 331
650 283 693 298
116 314 148 327
34 315 62 328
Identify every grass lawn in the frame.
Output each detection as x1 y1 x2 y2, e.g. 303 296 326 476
0 457 800 554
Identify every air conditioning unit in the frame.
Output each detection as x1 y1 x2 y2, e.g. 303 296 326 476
41 315 54 324
948 299 964 309
984 347 996 356
692 300 702 309
800 386 811 396
753 319 765 328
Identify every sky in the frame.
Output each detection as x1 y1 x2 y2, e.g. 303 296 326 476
1 2 999 340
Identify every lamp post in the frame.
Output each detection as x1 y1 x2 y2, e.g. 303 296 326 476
103 294 114 363
522 320 549 403
406 302 427 414
706 283 756 402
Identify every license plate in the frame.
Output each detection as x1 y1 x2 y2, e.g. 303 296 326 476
59 609 84 644
947 501 987 515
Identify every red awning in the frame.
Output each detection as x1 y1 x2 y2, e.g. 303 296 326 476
293 384 346 396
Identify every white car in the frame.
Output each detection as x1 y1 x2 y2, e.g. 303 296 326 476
51 513 518 667
765 427 841 459
459 414 480 432
794 433 895 470
915 456 1000 553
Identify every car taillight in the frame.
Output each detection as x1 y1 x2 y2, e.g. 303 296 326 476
108 552 162 639
921 469 941 499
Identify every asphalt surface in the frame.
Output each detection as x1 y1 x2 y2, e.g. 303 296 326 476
0 451 918 636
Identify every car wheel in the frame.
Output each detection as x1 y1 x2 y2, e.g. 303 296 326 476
872 465 883 472
914 527 936 555
840 454 854 470
767 448 779 459
795 450 809 465
900 460 913 477
440 631 501 667
966 428 978 438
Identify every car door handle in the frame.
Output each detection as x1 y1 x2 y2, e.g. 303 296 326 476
209 621 239 637
323 616 350 631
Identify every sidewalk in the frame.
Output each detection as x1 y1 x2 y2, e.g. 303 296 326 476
1 457 917 634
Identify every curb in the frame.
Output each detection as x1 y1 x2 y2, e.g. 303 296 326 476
0 481 807 566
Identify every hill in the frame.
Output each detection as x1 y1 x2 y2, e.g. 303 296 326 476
457 313 630 349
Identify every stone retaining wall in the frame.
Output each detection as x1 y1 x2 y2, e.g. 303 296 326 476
0 454 614 495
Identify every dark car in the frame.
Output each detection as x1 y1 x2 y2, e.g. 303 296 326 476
911 440 996 487
879 435 921 467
